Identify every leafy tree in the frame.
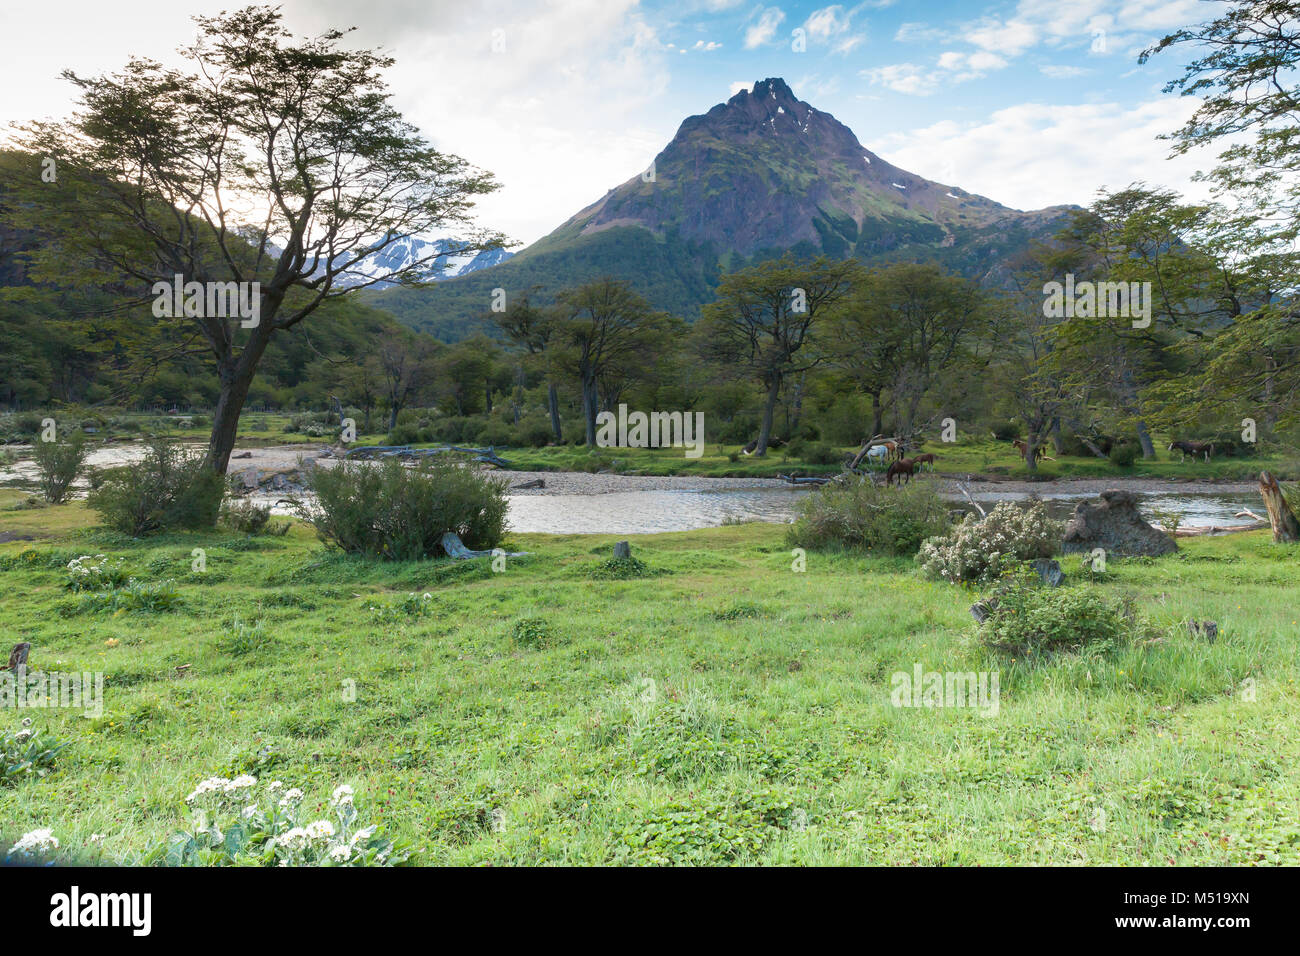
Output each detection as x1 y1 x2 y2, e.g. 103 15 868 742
698 256 858 455
1 5 504 475
493 289 564 442
554 279 674 446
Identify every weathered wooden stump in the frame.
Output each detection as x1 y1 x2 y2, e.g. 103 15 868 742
1258 471 1300 543
1032 558 1065 587
1187 620 1219 643
2 642 31 672
613 541 632 560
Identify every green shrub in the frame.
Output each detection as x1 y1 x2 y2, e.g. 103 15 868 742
33 433 89 503
510 617 556 648
87 440 225 535
918 500 1063 583
1110 443 1138 467
2 719 67 785
477 422 514 447
799 441 840 465
516 418 556 448
81 578 182 613
788 478 950 556
975 573 1142 656
220 499 287 535
222 617 272 656
298 456 508 560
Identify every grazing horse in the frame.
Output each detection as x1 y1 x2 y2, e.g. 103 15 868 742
1011 439 1055 464
865 444 891 469
913 452 937 472
886 458 916 487
1169 440 1214 463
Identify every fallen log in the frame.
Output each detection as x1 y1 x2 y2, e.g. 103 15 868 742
439 532 529 561
777 474 833 485
1258 471 1300 543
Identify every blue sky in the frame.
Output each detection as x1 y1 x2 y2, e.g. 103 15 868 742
0 0 1218 245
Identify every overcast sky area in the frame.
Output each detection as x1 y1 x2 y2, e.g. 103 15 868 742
0 0 1219 247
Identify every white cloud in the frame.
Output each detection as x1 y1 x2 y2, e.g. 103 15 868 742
1039 64 1090 78
730 80 751 97
863 63 941 96
693 40 723 51
745 7 786 49
865 48 1009 96
802 4 866 54
872 97 1213 210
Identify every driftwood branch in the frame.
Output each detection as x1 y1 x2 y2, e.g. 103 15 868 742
955 480 987 519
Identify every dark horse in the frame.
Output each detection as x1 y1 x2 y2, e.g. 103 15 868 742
913 452 937 472
1169 440 1214 462
886 458 916 486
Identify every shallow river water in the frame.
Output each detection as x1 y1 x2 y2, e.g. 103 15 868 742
0 444 1265 535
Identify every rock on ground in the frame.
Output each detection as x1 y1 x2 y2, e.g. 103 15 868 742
1061 489 1177 557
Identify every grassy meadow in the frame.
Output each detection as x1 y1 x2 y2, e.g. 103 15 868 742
2 487 1298 865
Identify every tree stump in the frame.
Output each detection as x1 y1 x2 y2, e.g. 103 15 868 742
2 642 30 672
1032 558 1065 587
613 541 631 560
1258 471 1300 543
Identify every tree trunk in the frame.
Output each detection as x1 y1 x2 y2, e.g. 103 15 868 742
207 366 259 475
1136 420 1156 459
582 373 599 446
547 383 562 443
1024 432 1038 474
388 404 399 432
1050 416 1063 455
1259 471 1300 543
755 375 782 457
870 391 884 438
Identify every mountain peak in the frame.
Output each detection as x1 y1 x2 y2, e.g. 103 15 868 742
733 77 797 106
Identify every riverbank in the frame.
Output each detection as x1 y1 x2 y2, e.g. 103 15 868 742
1 503 1297 865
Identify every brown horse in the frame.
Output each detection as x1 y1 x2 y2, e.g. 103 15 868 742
886 458 916 486
913 452 937 472
1011 439 1055 464
1169 440 1214 463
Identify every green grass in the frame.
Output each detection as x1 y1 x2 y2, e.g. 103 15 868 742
496 436 1297 481
2 499 1299 865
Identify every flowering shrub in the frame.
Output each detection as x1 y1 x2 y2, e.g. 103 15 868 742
154 776 409 866
1 826 61 862
65 554 132 591
918 501 1063 584
1 718 67 784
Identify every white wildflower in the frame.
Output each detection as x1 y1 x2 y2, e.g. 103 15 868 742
185 776 230 803
278 787 304 808
331 784 354 808
329 843 353 862
304 820 335 841
11 828 59 856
